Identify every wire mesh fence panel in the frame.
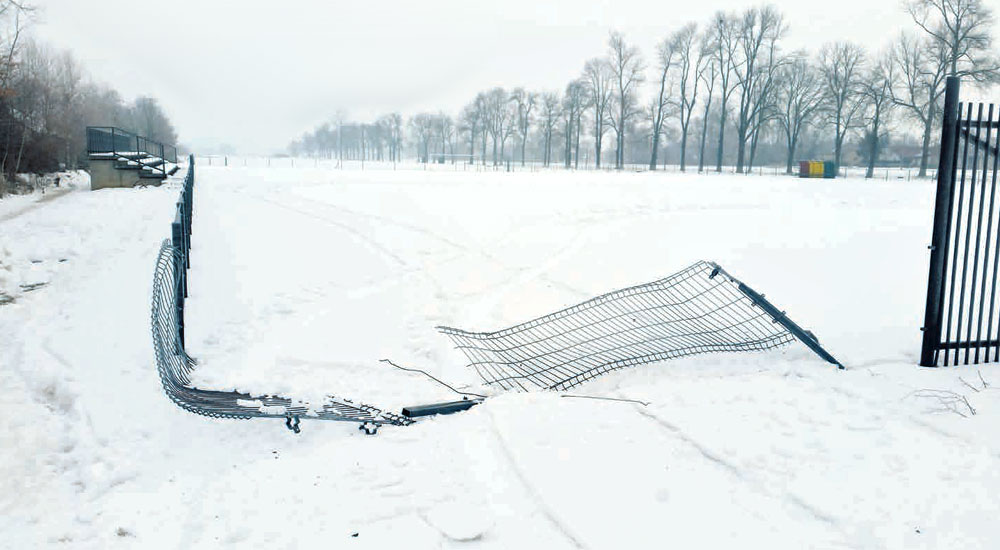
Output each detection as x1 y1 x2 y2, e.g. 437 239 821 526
439 261 801 392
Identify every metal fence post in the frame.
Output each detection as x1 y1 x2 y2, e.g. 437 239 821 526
920 76 961 367
734 281 843 368
171 220 186 348
183 200 191 271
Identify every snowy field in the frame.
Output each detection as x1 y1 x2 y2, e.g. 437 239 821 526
3 163 1000 549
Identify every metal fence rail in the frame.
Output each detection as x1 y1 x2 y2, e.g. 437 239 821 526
87 126 178 177
151 156 412 432
439 261 841 392
921 77 1000 367
87 126 136 154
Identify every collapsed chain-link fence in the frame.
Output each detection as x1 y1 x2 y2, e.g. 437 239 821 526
153 158 839 427
439 261 840 392
150 158 411 430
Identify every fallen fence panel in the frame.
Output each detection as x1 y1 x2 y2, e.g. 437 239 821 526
439 260 841 392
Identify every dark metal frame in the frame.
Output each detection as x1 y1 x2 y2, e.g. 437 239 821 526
920 76 1000 366
86 126 178 178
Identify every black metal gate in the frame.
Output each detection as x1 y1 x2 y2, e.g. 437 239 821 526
921 76 1000 366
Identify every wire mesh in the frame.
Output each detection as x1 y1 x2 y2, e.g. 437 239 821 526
151 239 411 425
438 261 797 391
150 159 410 427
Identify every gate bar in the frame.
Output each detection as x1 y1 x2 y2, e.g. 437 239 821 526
921 76 962 367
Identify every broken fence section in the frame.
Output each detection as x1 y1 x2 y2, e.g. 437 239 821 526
439 260 841 392
151 158 411 432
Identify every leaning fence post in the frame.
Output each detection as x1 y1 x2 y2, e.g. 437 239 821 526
733 281 843 368
920 76 962 367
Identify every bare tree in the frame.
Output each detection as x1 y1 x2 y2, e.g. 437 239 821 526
1 3 30 189
409 113 435 163
131 96 177 145
9 38 48 177
697 56 717 173
890 32 949 177
648 34 678 170
332 110 348 164
732 5 786 173
575 91 587 169
498 101 517 165
474 93 489 166
563 80 587 168
583 58 613 169
459 102 480 164
512 88 537 166
674 23 710 172
819 41 867 172
861 54 895 178
775 54 823 174
375 113 402 163
484 87 515 166
908 0 1000 80
389 112 403 163
435 113 454 163
48 49 83 169
539 92 560 166
607 31 644 170
711 11 740 172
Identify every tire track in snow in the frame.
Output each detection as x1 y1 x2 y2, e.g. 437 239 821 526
0 186 74 223
288 189 588 297
634 406 847 534
464 228 591 325
235 189 461 290
243 187 587 344
484 407 588 550
293 191 473 253
232 190 408 266
634 407 746 479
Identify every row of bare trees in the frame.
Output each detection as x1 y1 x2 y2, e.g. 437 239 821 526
289 0 998 178
289 113 403 163
0 3 178 197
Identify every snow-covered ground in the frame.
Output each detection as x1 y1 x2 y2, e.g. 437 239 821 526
0 170 89 224
3 163 1000 549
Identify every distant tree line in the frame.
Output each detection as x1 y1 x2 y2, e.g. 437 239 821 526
0 2 178 197
291 0 999 179
289 112 403 163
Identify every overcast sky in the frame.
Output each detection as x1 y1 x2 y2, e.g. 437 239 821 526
30 0 1000 153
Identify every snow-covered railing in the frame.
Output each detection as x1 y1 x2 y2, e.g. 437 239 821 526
150 157 412 433
87 126 177 178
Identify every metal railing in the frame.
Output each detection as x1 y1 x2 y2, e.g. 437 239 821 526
86 126 136 156
138 135 178 164
151 155 411 433
87 126 178 177
921 76 1000 367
